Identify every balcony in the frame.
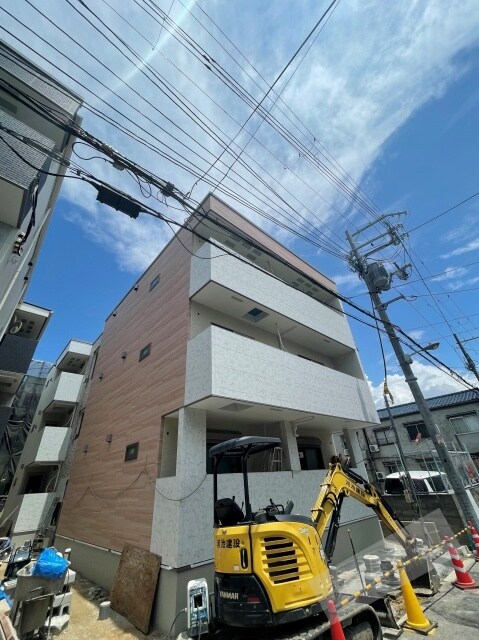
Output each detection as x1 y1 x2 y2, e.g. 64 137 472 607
0 334 37 377
56 340 92 374
189 242 355 353
41 371 83 412
0 302 51 381
15 492 54 534
0 110 54 229
24 427 70 465
185 325 378 429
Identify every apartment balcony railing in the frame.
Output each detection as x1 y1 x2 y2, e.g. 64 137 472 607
0 334 38 376
41 371 83 410
15 492 54 534
189 241 355 351
23 426 70 466
185 325 377 424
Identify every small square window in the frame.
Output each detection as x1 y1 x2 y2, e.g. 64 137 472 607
125 442 139 461
139 343 151 361
149 274 160 291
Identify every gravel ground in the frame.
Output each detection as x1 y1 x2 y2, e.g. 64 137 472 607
58 573 169 640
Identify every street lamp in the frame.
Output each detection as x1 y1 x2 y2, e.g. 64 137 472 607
404 341 440 364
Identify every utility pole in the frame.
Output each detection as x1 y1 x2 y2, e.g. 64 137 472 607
346 217 479 532
453 334 479 384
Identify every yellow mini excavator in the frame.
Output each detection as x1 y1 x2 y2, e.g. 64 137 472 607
204 435 421 640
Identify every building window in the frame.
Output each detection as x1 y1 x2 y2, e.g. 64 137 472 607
384 462 401 474
125 442 139 461
405 422 430 441
448 413 479 434
139 343 151 361
374 427 396 446
149 274 160 291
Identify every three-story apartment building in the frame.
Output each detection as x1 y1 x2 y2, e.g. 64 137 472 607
56 194 380 632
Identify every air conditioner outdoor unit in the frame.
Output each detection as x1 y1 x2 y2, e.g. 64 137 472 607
369 444 380 453
376 471 386 480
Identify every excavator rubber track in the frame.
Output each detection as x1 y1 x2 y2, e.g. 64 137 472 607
208 602 382 640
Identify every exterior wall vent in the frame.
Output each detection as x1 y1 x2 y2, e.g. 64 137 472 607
243 307 269 323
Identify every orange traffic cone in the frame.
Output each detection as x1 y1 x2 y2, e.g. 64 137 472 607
327 600 346 640
468 521 479 561
397 559 437 635
445 536 479 589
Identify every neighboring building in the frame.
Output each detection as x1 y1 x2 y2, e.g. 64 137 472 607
362 389 479 486
0 359 51 496
56 194 380 633
1 340 92 545
0 40 82 475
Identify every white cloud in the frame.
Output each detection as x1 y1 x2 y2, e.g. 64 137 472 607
368 361 476 408
407 329 425 342
2 1 479 269
330 271 365 290
441 238 479 259
431 266 468 282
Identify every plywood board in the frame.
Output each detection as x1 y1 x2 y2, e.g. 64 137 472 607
110 544 161 634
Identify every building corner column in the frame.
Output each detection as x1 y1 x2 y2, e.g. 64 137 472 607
280 421 301 471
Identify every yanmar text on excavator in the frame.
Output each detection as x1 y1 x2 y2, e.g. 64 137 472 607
183 436 421 640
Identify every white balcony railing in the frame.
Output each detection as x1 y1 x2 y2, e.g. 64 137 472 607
189 242 355 349
16 493 54 533
34 427 70 464
41 371 83 409
185 325 377 423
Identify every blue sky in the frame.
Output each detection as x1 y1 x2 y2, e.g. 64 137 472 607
2 0 479 406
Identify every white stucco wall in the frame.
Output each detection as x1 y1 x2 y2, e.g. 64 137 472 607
185 325 378 423
190 241 355 349
35 426 69 463
39 371 83 409
15 493 54 533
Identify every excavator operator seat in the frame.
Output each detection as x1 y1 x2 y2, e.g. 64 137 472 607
215 498 244 526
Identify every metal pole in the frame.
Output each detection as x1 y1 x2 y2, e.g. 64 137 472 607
346 231 479 533
347 528 365 590
453 333 479 384
383 386 432 545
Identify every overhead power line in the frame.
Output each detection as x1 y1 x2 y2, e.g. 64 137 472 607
5 84 475 394
409 190 479 233
191 0 340 190
6 3 348 258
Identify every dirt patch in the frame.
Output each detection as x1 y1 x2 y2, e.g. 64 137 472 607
58 574 169 640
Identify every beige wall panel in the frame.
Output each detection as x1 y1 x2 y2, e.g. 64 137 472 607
58 231 193 551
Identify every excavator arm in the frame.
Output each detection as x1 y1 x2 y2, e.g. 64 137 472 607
311 463 416 562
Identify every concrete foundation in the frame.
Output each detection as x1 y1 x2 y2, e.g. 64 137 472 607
54 536 120 592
